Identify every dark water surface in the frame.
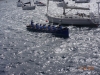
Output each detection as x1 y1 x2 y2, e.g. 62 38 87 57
0 0 100 75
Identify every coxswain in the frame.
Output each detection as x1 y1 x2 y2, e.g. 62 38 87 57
18 0 20 2
31 20 34 27
31 20 33 25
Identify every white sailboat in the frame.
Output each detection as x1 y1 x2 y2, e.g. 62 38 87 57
46 0 99 26
22 0 35 10
34 0 46 6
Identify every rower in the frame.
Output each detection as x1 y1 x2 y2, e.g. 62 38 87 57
52 26 56 31
58 25 62 30
43 24 46 30
39 24 42 30
47 25 51 31
36 23 39 29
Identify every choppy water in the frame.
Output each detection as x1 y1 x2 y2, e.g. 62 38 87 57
0 0 100 75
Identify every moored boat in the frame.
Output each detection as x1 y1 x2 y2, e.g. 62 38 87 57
22 1 36 10
46 0 99 27
22 5 35 10
34 1 46 6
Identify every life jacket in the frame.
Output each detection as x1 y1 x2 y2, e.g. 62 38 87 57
48 25 51 30
58 26 62 30
39 24 42 30
52 26 56 31
43 25 46 30
36 23 39 29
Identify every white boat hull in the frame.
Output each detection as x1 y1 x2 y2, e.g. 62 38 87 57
22 5 35 10
17 2 23 7
36 4 46 6
47 15 97 26
34 1 46 6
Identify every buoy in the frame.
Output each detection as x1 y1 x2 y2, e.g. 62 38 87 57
46 20 48 22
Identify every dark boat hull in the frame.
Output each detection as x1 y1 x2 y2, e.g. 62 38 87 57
26 25 69 38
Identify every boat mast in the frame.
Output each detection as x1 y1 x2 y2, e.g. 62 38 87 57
97 2 100 25
47 0 49 15
29 0 31 6
31 0 34 6
62 0 66 15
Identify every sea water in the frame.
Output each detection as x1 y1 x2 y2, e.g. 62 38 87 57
0 0 100 75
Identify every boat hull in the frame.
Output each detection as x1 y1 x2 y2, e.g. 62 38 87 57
36 4 46 6
26 25 69 38
46 15 98 27
22 5 35 10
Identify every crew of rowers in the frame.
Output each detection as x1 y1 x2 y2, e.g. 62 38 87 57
30 20 64 31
